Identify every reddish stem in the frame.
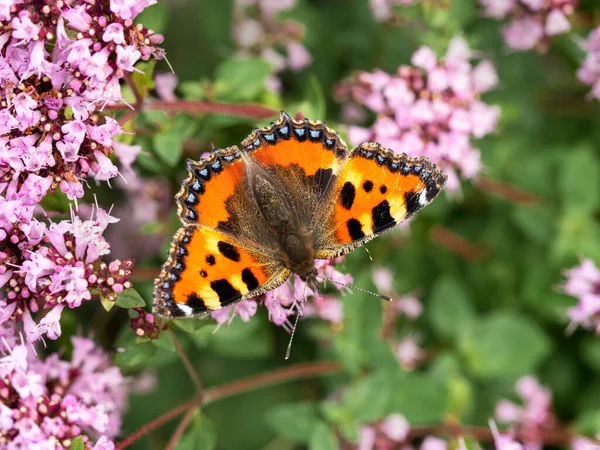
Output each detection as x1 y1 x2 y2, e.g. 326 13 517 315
116 361 340 449
106 99 278 119
476 176 540 205
431 225 486 261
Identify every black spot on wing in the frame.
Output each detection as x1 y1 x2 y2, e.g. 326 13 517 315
372 200 396 233
404 191 421 217
347 218 365 241
340 182 356 210
363 180 373 192
217 241 240 262
200 270 207 278
206 254 216 265
210 279 242 304
186 293 207 312
241 268 259 291
380 185 387 194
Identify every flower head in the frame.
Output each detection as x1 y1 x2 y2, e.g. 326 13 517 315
338 38 499 190
0 335 126 448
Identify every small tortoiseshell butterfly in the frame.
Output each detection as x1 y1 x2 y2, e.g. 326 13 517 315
153 112 446 318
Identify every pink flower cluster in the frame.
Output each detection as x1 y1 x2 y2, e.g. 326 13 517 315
479 0 576 51
338 37 500 191
577 27 600 101
233 0 312 92
0 0 164 201
211 259 346 330
563 259 600 333
359 414 449 450
495 376 555 449
1 203 134 343
372 267 426 370
369 0 414 22
0 331 126 449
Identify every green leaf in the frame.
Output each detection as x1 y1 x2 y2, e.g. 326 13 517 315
428 276 476 341
173 318 201 334
388 371 447 423
100 293 115 312
210 316 271 359
559 145 600 213
264 402 320 443
115 341 157 367
40 190 70 213
71 436 84 450
290 74 326 120
308 422 339 450
153 130 184 167
180 80 207 100
343 372 391 422
177 412 217 450
152 331 176 352
458 312 551 379
213 57 272 102
580 337 600 373
115 288 147 309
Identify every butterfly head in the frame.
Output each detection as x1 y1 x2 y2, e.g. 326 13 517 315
300 268 320 296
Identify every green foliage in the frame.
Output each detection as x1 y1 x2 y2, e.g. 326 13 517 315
115 288 147 309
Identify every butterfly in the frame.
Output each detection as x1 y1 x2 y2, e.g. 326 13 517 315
153 111 447 318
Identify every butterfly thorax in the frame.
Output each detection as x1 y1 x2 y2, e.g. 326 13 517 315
250 169 316 279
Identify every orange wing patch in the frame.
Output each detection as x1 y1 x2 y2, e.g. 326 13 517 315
242 112 348 177
176 146 245 228
315 142 447 258
153 226 290 318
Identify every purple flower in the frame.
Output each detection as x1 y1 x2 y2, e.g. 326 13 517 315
1 206 135 343
232 0 311 91
369 0 415 22
563 259 600 333
0 335 125 447
338 38 499 190
0 0 164 203
495 376 555 449
578 27 600 101
479 0 576 52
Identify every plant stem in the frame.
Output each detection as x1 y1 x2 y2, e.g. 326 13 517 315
106 99 277 119
164 407 198 450
431 225 486 261
169 329 203 394
116 360 340 449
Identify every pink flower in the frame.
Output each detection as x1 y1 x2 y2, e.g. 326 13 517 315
480 0 576 51
578 27 600 101
495 376 554 449
380 414 410 441
395 336 425 370
155 73 179 102
116 45 142 72
286 42 312 71
0 335 125 446
233 0 310 88
563 259 600 332
339 38 498 189
102 23 125 44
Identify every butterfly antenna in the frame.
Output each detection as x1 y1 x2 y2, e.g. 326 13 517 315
285 281 307 360
315 275 392 302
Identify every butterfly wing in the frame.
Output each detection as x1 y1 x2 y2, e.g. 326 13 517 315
240 112 349 231
153 226 290 318
155 145 290 318
314 142 447 259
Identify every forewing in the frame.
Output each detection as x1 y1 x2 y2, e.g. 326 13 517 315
314 142 447 259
